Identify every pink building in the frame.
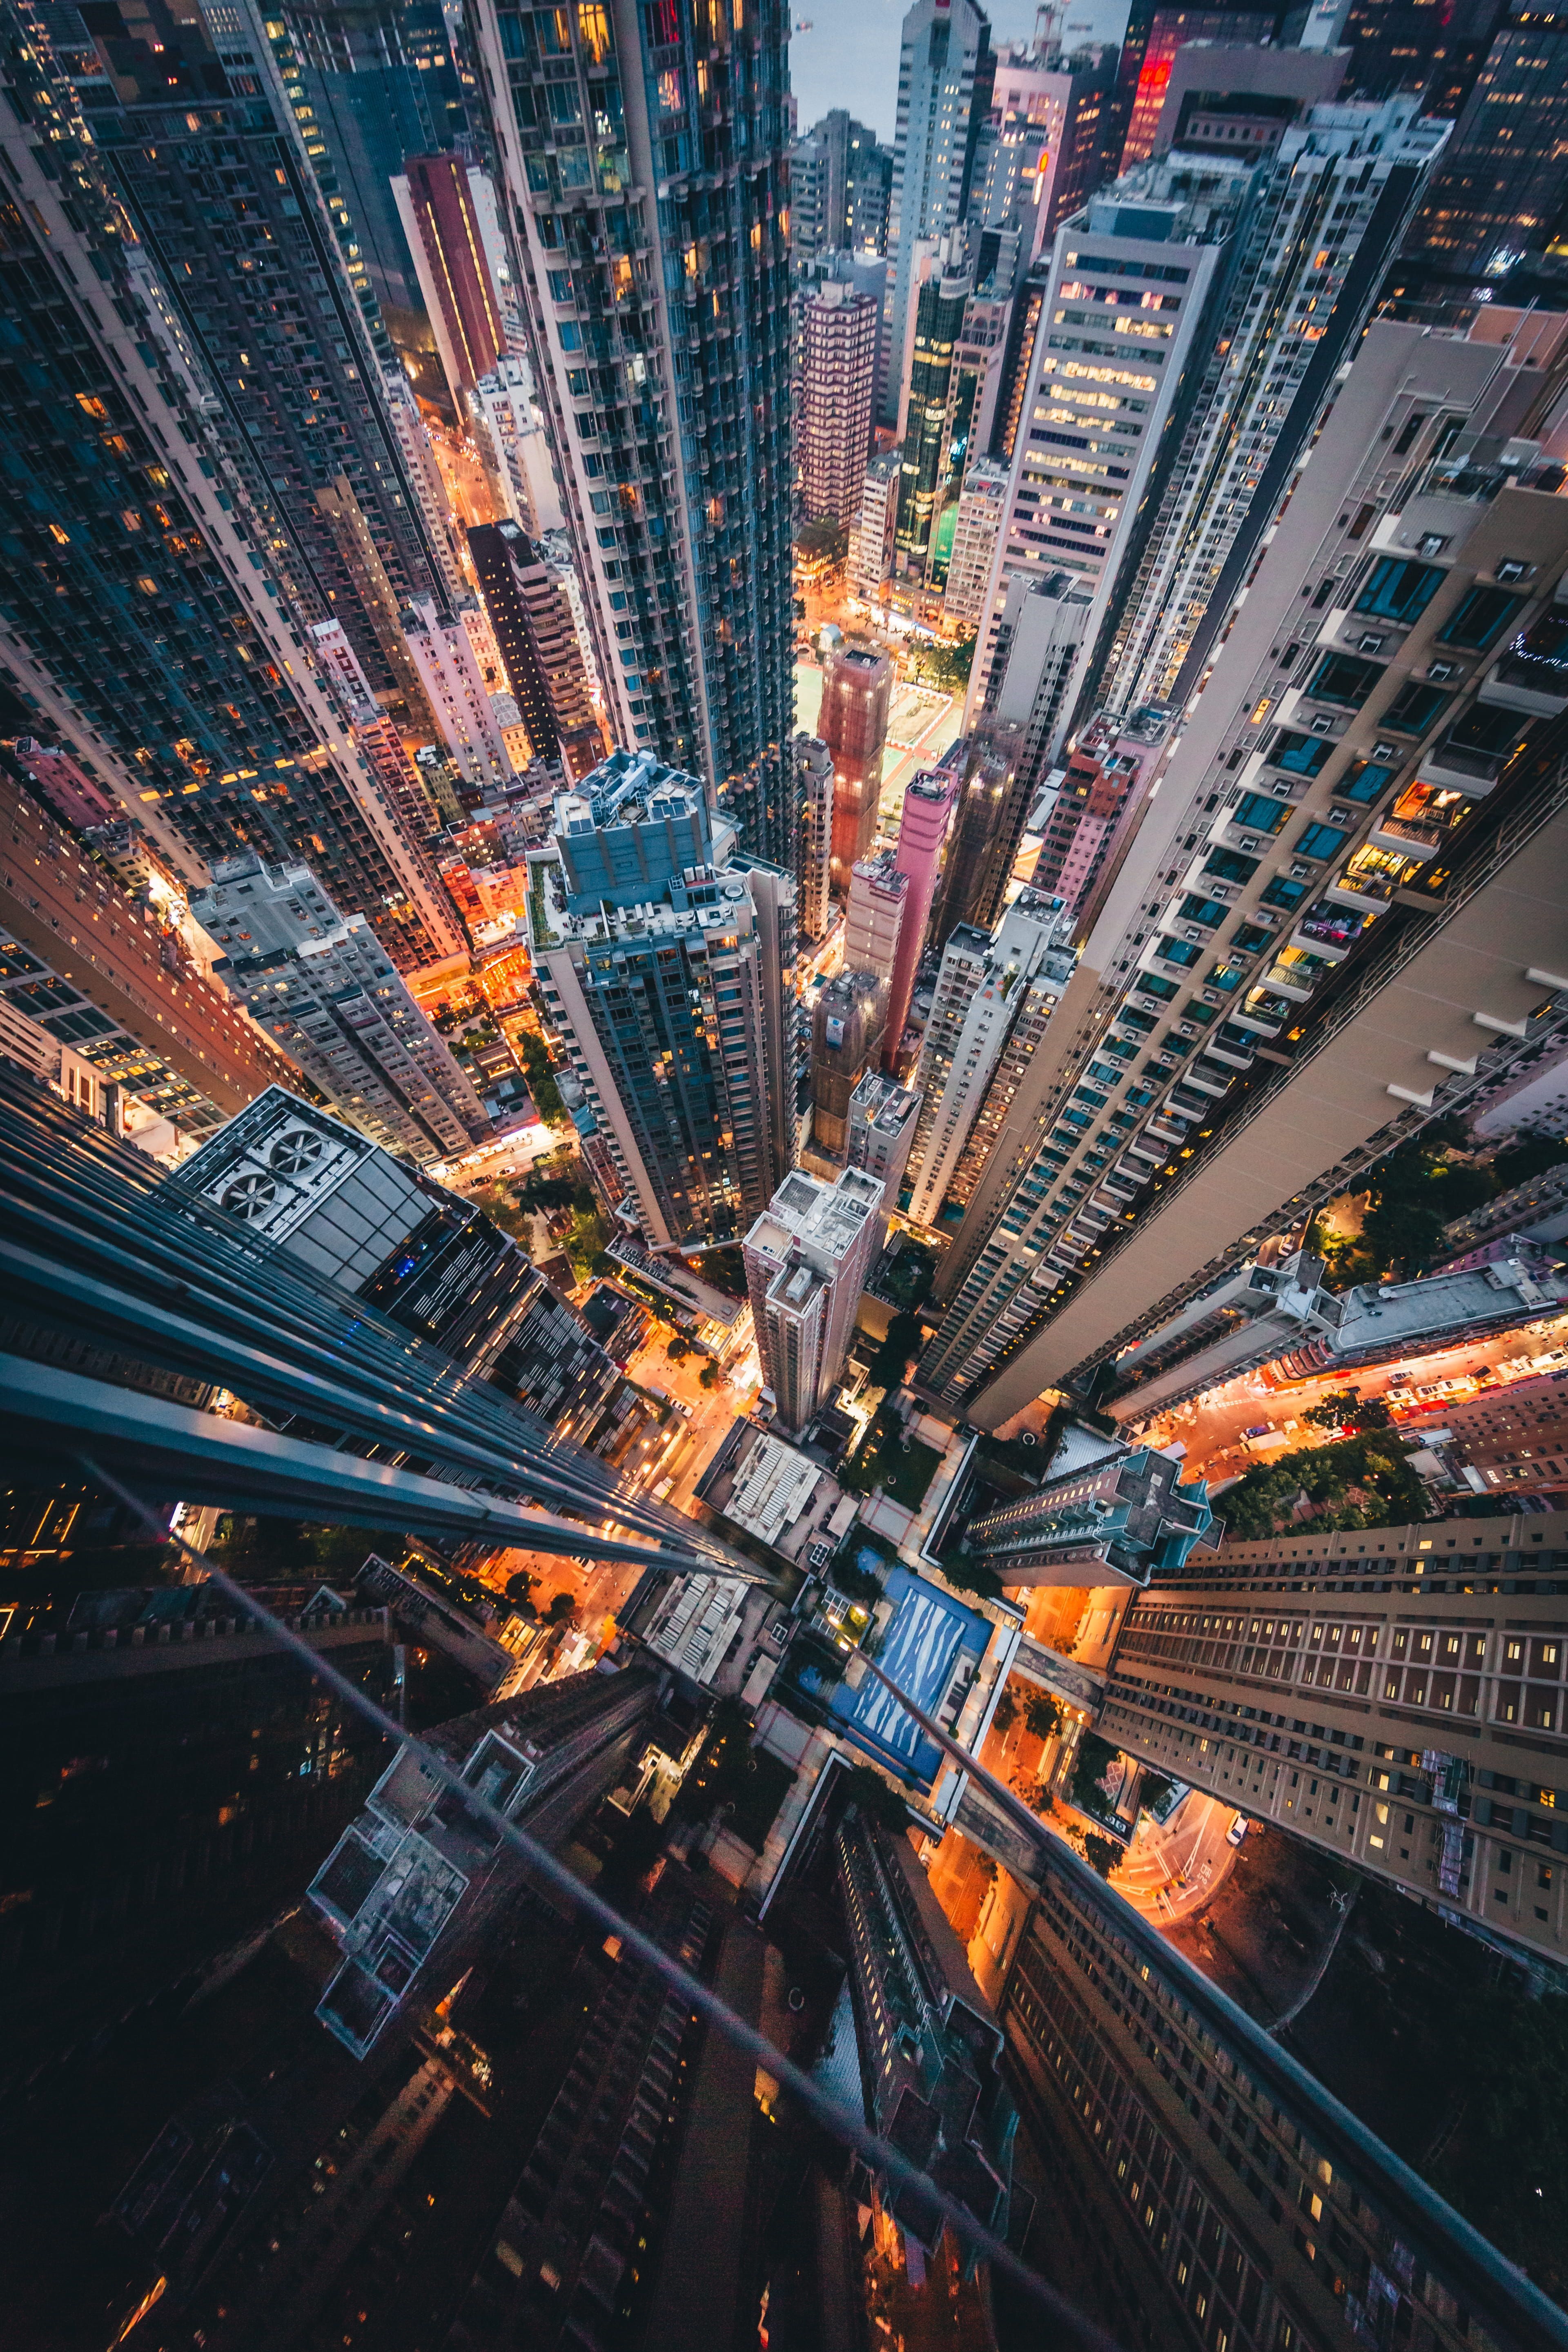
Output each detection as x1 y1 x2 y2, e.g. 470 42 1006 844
883 764 958 1072
9 737 120 831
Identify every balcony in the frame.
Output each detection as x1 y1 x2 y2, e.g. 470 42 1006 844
1416 739 1508 796
1479 612 1568 718
1205 1029 1256 1071
1368 812 1443 862
1264 956 1327 1003
1232 990 1291 1034
1323 867 1395 914
1178 1064 1230 1099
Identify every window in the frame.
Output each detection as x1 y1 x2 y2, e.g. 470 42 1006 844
1335 759 1397 804
1261 875 1309 911
1440 702 1532 762
1294 820 1347 862
1177 894 1229 927
1270 728 1334 776
1307 652 1384 706
1136 973 1179 1001
1156 936 1202 967
1439 585 1522 650
1354 556 1444 625
1202 846 1260 886
1233 791 1290 833
1384 681 1450 735
1231 921 1272 954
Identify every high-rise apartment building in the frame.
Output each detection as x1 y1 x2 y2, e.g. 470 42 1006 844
918 312 1568 1422
844 850 909 990
310 1665 659 2055
403 597 518 790
194 857 488 1161
904 887 1075 1230
466 0 795 867
791 109 894 260
821 645 895 893
962 155 1252 744
1099 1503 1568 1971
845 1068 923 1208
810 970 889 1159
943 457 1011 626
959 1425 1213 1584
1118 5 1274 166
176 1087 646 1451
849 448 903 611
794 734 835 946
978 42 1117 251
392 151 509 402
883 766 961 1070
527 751 794 1247
884 0 997 427
0 776 294 1145
743 1165 883 1434
0 24 465 973
468 522 605 780
1093 97 1450 723
799 283 881 527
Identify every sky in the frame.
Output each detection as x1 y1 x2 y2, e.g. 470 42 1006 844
785 0 1133 145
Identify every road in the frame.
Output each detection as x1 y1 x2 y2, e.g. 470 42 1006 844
619 1316 761 1509
1111 1790 1241 1923
425 1120 565 1190
1130 1308 1568 1487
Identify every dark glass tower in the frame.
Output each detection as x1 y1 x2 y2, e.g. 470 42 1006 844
466 0 796 868
0 2 465 967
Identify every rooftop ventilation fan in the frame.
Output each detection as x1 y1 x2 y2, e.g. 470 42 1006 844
221 1172 279 1221
269 1127 325 1176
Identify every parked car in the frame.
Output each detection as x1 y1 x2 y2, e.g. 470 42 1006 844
1226 1813 1249 1848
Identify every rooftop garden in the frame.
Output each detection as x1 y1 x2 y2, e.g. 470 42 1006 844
840 1403 943 1509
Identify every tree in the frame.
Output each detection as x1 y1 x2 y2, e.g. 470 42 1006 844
844 1763 910 1830
869 1307 922 1392
1024 1690 1063 1743
504 1572 537 1612
992 1684 1018 1735
697 1361 720 1389
1082 1834 1121 1881
666 1334 689 1360
546 1590 576 1624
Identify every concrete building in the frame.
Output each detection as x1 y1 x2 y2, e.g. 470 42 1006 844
1423 1373 1568 1498
1030 705 1174 930
794 734 835 947
978 41 1118 251
811 970 889 1160
844 850 909 992
1472 1040 1568 1141
845 1069 923 1211
470 354 566 538
467 0 795 867
884 764 961 1071
468 522 604 780
744 1165 884 1434
961 1427 1214 1586
917 310 1568 1422
821 645 895 894
175 1088 644 1454
1441 1160 1568 1265
1094 97 1450 722
310 1666 659 2056
833 1811 1015 2258
884 0 997 428
1118 7 1274 166
905 889 1076 1230
943 457 1011 626
1401 13 1568 293
893 238 974 586
790 110 893 261
403 597 516 790
526 752 795 1248
391 151 508 405
1098 1504 1568 1971
799 281 880 528
193 857 488 1163
966 573 1092 879
850 449 903 610
0 777 295 1146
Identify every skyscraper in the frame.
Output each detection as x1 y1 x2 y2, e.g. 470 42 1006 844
884 0 998 427
743 1165 883 1434
471 354 566 538
468 521 606 780
958 1425 1214 1584
794 734 835 945
392 151 510 401
1099 1503 1568 1969
0 774 295 1147
917 312 1568 1421
821 644 895 893
526 750 794 1247
1399 13 1568 291
883 764 961 1071
799 282 881 527
193 856 489 1161
903 887 1074 1230
845 1068 923 1208
810 969 889 1158
849 448 903 612
1117 5 1274 167
466 0 795 866
893 239 973 586
942 456 1010 626
790 109 895 261
0 18 466 971
403 597 519 790
844 849 909 990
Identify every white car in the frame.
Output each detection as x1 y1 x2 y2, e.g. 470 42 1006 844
1226 1813 1249 1848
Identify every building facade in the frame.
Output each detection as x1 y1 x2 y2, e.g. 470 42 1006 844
811 969 889 1160
468 521 605 780
822 645 895 895
466 0 796 867
193 858 488 1161
884 765 962 1071
845 1069 923 1209
884 0 997 427
799 282 881 528
794 733 836 946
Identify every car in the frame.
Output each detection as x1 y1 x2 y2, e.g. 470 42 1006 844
1226 1813 1249 1848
